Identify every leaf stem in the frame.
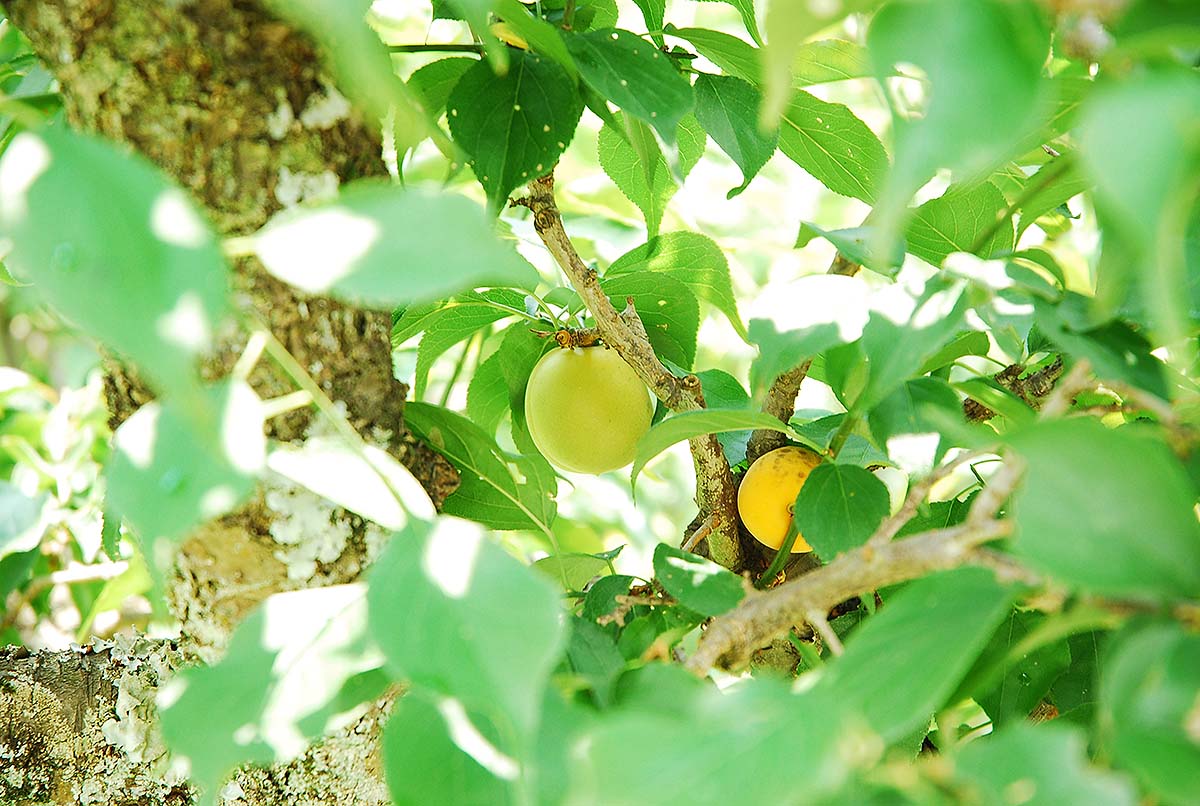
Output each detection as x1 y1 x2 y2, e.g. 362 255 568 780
969 155 1075 255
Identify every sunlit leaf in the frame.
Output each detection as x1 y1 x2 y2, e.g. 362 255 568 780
254 183 536 307
0 129 227 399
793 463 890 558
653 543 745 616
161 584 384 798
106 381 264 542
692 74 778 199
368 516 566 739
1008 418 1200 601
448 51 583 212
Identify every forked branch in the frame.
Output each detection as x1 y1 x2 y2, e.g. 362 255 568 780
514 173 743 570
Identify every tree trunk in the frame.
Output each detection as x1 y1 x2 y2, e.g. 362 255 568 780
0 1 450 801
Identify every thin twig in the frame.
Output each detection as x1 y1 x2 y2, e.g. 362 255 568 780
868 449 989 547
681 513 715 553
969 155 1075 255
1038 359 1091 419
746 361 812 463
513 173 743 570
805 608 843 656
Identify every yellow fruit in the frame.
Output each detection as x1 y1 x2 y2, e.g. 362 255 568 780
524 345 654 474
737 446 823 552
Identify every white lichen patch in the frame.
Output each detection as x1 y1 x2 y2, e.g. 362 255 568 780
265 93 295 140
264 473 353 582
299 82 352 130
274 166 339 208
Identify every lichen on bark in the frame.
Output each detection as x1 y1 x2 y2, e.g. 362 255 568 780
2 0 457 800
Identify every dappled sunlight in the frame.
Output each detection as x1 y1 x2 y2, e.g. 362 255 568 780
112 403 162 470
438 697 520 781
422 517 484 599
0 132 51 221
155 291 212 353
255 207 379 294
218 381 266 475
747 274 870 343
149 189 210 249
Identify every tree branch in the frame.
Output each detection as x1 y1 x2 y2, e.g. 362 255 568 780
686 455 1025 674
745 251 863 463
514 173 743 569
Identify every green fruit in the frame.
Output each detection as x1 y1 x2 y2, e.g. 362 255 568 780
525 345 654 474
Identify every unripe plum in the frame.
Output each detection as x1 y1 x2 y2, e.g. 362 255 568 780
525 345 654 474
737 445 823 552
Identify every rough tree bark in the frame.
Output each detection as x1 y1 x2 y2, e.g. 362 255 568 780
0 1 457 803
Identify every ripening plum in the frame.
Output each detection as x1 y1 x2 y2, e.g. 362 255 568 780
525 345 654 474
737 445 823 552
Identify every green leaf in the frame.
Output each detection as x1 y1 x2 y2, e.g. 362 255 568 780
652 543 746 616
747 275 869 396
1016 158 1091 238
1007 419 1200 601
255 183 536 307
413 291 524 397
692 74 778 199
917 329 991 374
567 617 626 706
368 516 566 738
565 28 693 143
792 463 890 559
1099 620 1200 805
600 272 700 369
1080 70 1200 364
449 51 583 213
106 380 264 542
408 57 476 117
792 40 872 86
858 278 969 411
532 553 609 592
955 724 1136 806
905 182 1014 267
693 0 762 44
813 567 1014 741
160 584 383 798
0 480 44 560
1049 630 1104 725
666 26 760 83
493 322 556 439
0 129 228 399
606 231 746 340
466 349 510 435
868 377 960 448
493 0 576 73
695 369 752 465
761 0 878 124
582 574 634 622
404 402 557 533
962 610 1073 729
631 408 818 489
265 436 435 530
867 0 1049 256
778 90 888 203
597 113 706 237
795 222 905 275
382 694 512 806
631 0 666 43
1033 298 1168 399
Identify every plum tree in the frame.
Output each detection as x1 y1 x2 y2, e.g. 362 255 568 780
524 344 654 474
